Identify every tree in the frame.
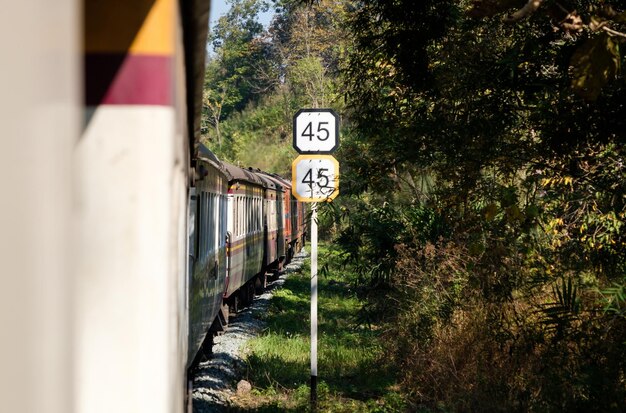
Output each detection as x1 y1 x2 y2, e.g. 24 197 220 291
338 0 626 410
267 0 348 108
203 0 269 146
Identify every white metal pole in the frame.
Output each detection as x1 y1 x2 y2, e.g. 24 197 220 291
310 202 318 409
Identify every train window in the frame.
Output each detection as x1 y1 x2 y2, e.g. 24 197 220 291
239 196 243 237
192 191 199 258
212 194 216 249
254 198 257 231
270 200 275 232
248 197 251 233
213 194 217 249
189 190 198 259
221 194 227 246
239 197 246 235
218 194 222 248
198 192 204 255
233 196 236 237
247 198 252 233
206 193 210 251
261 199 264 229
212 193 215 249
200 192 207 257
252 198 256 232
208 193 215 251
253 198 256 231
277 198 282 231
204 192 209 253
236 196 240 237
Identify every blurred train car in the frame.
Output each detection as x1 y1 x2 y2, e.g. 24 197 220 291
75 0 212 412
0 1 78 413
1 0 309 412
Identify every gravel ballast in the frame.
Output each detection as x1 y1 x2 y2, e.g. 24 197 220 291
192 249 307 412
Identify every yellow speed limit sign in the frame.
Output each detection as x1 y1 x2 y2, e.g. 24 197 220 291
291 155 339 202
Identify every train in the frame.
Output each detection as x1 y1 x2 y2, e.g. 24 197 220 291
0 1 306 413
188 146 306 369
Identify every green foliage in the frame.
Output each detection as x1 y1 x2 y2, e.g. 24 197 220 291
336 0 626 410
571 33 621 101
232 246 406 412
202 0 626 409
205 94 295 174
330 199 451 288
202 0 271 147
203 0 349 165
599 276 626 319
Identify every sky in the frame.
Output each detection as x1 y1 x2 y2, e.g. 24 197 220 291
209 0 275 30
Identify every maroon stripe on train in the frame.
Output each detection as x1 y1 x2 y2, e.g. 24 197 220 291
85 53 172 106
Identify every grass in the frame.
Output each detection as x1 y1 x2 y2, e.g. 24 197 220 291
229 244 407 412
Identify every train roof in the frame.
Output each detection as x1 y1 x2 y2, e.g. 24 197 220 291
184 0 212 155
253 169 277 191
269 173 292 190
218 161 289 192
222 162 264 187
196 144 221 164
256 170 289 192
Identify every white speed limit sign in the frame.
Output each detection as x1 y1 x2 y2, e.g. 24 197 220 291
291 155 339 202
293 109 339 154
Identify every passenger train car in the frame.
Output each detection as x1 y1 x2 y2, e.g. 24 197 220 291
187 152 307 370
187 147 229 368
260 172 307 263
1 1 307 413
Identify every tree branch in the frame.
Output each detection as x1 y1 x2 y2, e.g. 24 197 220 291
505 0 543 22
602 25 626 39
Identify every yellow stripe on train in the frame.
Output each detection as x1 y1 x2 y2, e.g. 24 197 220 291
228 234 265 253
85 0 174 55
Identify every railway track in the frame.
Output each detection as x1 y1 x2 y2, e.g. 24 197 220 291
191 250 307 412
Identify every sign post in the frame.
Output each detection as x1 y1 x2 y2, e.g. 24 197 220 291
291 108 339 411
310 202 318 409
